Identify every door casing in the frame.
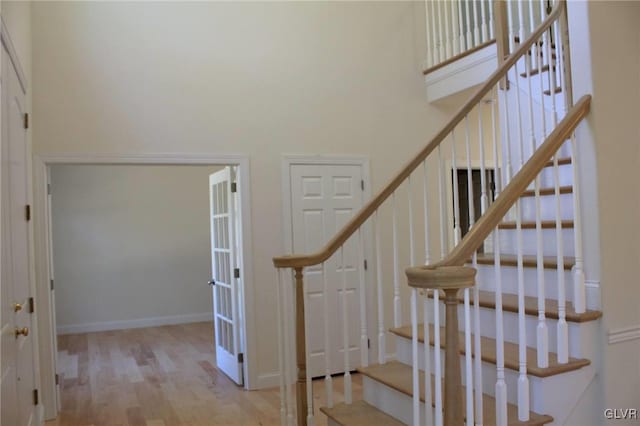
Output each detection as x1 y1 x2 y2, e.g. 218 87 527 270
33 154 255 421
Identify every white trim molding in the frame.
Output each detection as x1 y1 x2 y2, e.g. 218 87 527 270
57 313 212 335
33 152 257 422
0 16 28 92
608 325 640 345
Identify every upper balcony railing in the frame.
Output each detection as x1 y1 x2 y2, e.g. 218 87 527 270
424 0 551 73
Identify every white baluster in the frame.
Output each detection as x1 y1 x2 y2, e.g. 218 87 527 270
358 229 368 367
490 90 502 198
409 176 416 265
437 0 445 63
523 33 549 370
463 118 475 426
321 262 334 407
493 227 508 426
435 145 445 426
423 160 432 265
452 131 462 245
444 0 452 59
547 27 569 364
472 0 481 46
424 0 433 68
431 0 439 66
412 288 421 426
481 0 489 43
515 201 530 421
450 0 460 56
375 211 386 365
488 0 495 40
340 248 352 404
276 269 288 426
506 0 515 54
393 192 402 328
475 111 485 426
424 295 434 426
457 0 466 53
517 0 526 44
465 0 473 50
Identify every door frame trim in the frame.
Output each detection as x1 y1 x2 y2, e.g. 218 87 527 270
280 154 374 375
33 153 257 420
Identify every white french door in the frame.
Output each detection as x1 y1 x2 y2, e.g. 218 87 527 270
208 167 243 385
289 163 367 378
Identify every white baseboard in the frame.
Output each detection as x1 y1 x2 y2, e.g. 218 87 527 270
255 352 398 391
257 371 281 390
57 312 212 335
608 324 640 345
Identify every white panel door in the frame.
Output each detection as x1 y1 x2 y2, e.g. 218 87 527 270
290 164 365 378
1 45 37 426
208 167 243 385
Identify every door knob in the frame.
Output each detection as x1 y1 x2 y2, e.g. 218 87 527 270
15 327 29 338
13 303 23 312
208 279 216 286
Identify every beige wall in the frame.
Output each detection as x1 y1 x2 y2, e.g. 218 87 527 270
50 165 221 332
587 1 640 419
31 1 462 387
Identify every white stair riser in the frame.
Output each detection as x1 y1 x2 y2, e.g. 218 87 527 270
363 375 420 425
537 163 574 188
395 336 595 413
423 298 592 358
475 263 575 303
519 192 574 222
498 227 575 257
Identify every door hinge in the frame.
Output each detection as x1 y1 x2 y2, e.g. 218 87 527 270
234 268 240 279
364 260 368 270
25 205 31 221
47 183 52 195
23 113 29 130
33 389 39 405
50 279 54 291
55 374 60 385
367 338 371 349
28 297 34 313
237 353 244 363
361 180 365 191
231 182 237 193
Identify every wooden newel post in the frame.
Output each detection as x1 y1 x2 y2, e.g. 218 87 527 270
294 267 308 426
494 0 509 90
406 265 476 426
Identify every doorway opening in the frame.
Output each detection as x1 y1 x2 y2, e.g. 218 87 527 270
33 155 255 422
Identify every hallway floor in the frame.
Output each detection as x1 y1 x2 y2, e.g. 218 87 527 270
44 322 361 426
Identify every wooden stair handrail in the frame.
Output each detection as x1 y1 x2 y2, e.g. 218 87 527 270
407 94 591 280
272 1 566 270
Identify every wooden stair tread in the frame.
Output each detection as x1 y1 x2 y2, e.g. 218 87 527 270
475 253 574 269
358 362 554 426
389 324 591 378
544 86 563 95
428 289 602 323
320 400 404 426
544 157 571 167
522 185 572 197
498 220 573 229
520 64 555 77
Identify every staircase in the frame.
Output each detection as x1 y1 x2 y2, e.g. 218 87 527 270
273 1 599 425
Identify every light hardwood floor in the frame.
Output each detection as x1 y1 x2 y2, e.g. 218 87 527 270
45 322 362 426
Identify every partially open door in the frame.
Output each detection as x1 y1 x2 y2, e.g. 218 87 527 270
208 167 243 385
